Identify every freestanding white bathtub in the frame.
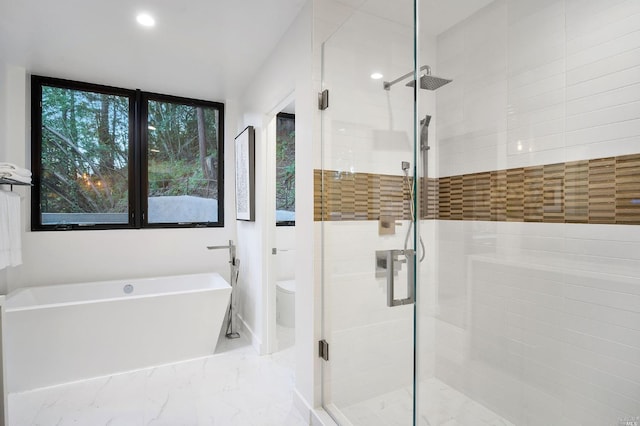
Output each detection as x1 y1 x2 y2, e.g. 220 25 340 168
4 272 231 393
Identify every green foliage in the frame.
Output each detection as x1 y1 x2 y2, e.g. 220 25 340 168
39 86 220 214
276 115 295 212
147 101 219 199
40 87 130 214
148 159 214 198
147 101 218 163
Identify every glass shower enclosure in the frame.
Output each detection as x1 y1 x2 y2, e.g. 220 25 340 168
319 1 421 424
319 0 640 425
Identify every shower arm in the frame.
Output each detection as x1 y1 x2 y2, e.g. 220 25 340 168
383 65 431 91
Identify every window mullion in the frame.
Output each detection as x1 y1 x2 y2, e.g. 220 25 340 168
134 89 145 228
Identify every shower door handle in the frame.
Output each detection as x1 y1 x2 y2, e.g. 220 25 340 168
383 249 415 307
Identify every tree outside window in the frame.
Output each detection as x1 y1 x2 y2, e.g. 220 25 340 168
276 113 294 225
31 76 224 230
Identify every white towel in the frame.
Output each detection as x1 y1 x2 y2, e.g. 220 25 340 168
0 163 31 177
0 190 22 269
0 171 31 184
6 191 22 266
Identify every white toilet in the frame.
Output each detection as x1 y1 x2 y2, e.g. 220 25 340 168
276 280 295 328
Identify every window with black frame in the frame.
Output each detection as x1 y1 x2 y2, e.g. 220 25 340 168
275 112 295 225
144 94 223 226
31 76 224 230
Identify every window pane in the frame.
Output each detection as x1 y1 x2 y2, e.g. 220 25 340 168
276 114 295 224
147 100 220 224
40 85 130 225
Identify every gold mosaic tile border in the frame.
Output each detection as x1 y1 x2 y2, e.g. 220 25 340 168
313 170 413 221
314 153 640 225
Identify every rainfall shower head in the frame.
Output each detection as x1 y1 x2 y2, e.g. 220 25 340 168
406 74 452 91
383 64 452 91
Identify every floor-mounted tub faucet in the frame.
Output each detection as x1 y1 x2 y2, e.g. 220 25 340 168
207 240 236 263
207 240 240 339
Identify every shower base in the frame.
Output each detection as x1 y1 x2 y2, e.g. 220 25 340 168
340 378 514 426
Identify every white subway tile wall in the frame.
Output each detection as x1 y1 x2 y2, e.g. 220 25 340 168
320 0 639 424
433 1 640 424
323 221 415 406
437 0 640 177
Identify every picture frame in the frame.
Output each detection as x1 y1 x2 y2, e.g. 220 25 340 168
234 126 255 221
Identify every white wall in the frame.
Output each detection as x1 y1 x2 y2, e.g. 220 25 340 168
0 65 10 295
0 65 237 292
432 1 640 424
235 1 317 416
0 66 29 295
0 2 323 421
437 0 640 176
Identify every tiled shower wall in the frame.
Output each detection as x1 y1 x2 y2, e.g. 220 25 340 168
433 0 640 424
319 0 639 423
319 0 640 423
315 152 640 225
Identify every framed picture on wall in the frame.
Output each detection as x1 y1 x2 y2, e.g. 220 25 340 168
235 126 255 221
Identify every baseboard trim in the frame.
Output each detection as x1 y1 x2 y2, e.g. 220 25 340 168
292 389 338 426
236 313 262 354
321 403 352 426
312 409 339 426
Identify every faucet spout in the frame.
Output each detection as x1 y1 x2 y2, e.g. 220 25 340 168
207 240 236 262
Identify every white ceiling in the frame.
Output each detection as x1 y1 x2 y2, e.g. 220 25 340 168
0 0 491 102
329 0 494 35
0 0 307 101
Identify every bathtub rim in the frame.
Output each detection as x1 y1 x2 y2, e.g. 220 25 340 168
5 271 231 313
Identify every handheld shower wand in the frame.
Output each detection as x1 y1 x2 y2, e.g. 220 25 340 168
403 114 432 262
402 163 426 262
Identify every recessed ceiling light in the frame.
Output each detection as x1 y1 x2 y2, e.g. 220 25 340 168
370 72 384 80
136 13 155 27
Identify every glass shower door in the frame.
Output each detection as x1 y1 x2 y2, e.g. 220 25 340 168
318 2 419 425
320 0 640 425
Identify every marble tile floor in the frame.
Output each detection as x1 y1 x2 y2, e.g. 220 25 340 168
276 323 295 352
8 328 307 426
340 378 514 426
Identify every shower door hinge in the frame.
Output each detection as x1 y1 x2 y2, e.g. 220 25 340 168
318 90 329 110
318 339 329 361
